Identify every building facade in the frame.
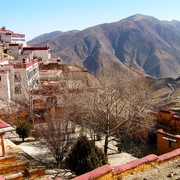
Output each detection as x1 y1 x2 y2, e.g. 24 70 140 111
156 109 180 132
0 58 39 103
23 46 51 62
157 129 180 154
0 28 61 104
0 29 26 46
154 109 180 154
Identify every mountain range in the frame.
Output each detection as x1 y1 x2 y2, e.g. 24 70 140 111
28 14 180 78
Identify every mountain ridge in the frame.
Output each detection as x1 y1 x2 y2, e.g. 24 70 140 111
28 14 180 78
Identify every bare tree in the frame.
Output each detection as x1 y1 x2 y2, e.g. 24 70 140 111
33 72 85 167
77 70 155 156
35 108 74 167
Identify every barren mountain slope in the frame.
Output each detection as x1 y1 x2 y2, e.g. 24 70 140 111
29 14 180 78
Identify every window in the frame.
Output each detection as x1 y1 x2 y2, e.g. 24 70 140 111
27 70 33 80
14 85 21 94
169 141 175 149
46 96 57 106
33 68 38 75
14 72 21 82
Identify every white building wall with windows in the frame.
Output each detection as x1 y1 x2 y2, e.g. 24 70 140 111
34 49 51 60
23 46 51 62
1 34 11 43
7 44 23 59
1 33 26 46
0 59 39 103
12 61 39 103
11 34 26 44
0 71 11 102
0 28 55 104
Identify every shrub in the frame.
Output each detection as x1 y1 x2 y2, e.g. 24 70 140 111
66 135 107 175
16 122 32 142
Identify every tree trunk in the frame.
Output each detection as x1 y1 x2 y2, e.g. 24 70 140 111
104 134 108 157
117 139 125 152
104 107 110 157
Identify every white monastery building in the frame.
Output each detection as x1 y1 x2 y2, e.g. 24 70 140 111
23 45 51 62
0 57 39 103
0 28 54 103
0 28 63 104
0 29 26 46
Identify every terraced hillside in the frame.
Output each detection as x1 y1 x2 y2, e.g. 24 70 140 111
148 77 180 111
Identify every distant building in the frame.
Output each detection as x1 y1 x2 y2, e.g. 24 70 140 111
155 109 180 132
1 29 59 64
153 109 180 154
5 43 51 62
0 29 26 46
0 29 64 104
6 44 23 59
23 46 51 62
157 129 180 154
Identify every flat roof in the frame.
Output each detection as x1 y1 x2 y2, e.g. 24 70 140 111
40 70 62 76
23 46 50 50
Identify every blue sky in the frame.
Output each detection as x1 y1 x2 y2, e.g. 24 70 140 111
1 0 180 40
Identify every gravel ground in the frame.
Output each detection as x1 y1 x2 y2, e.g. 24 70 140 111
123 159 180 180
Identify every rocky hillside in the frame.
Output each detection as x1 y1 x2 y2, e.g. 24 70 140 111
28 30 79 46
28 31 64 45
28 14 180 78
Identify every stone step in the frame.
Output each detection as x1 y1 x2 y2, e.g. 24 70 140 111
3 172 23 180
27 166 46 179
0 155 17 164
0 160 29 175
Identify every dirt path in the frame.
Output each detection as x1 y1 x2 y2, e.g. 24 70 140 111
17 138 137 167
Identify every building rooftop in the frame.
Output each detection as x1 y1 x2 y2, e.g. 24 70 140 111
0 119 10 128
0 119 14 133
0 70 10 75
0 29 13 34
6 59 38 69
43 81 60 86
23 46 50 51
0 58 9 63
9 44 20 46
157 129 180 138
40 70 62 76
6 33 25 37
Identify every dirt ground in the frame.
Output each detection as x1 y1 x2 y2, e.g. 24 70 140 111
17 140 138 166
123 159 180 180
4 132 139 179
4 132 180 180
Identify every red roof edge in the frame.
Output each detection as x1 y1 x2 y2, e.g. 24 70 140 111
158 148 180 161
113 154 158 175
0 119 10 128
72 165 112 180
157 129 180 140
